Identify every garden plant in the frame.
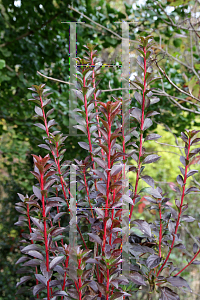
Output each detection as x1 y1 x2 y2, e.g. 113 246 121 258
14 35 200 300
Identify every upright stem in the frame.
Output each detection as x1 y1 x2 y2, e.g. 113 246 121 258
130 46 147 221
102 108 111 254
40 170 50 300
158 202 162 258
157 138 191 277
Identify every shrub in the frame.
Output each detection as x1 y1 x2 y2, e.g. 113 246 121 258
15 35 200 300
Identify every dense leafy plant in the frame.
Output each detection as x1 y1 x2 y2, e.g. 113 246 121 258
15 35 200 300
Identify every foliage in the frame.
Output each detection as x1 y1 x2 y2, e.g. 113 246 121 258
14 35 200 300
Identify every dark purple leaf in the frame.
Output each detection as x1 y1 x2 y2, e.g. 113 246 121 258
131 108 142 122
185 186 200 194
28 250 44 260
145 133 161 141
143 154 161 164
191 260 200 265
46 108 55 117
160 287 180 300
122 194 134 205
167 276 191 291
187 170 198 178
88 233 102 245
129 272 146 286
23 259 41 267
38 144 51 151
35 274 47 285
147 187 162 198
96 182 106 195
53 212 66 224
33 283 46 296
181 215 195 222
93 157 106 169
73 124 87 135
35 106 43 117
78 141 90 151
132 220 151 237
146 254 161 269
174 243 186 250
16 276 32 287
34 123 46 131
72 89 84 101
15 256 29 265
176 175 184 187
193 243 198 254
43 179 56 190
134 91 143 105
92 169 106 181
49 256 65 270
141 175 154 188
21 244 42 253
33 186 42 200
180 156 186 167
47 119 56 128
111 164 122 176
30 217 44 231
51 290 68 297
143 118 153 131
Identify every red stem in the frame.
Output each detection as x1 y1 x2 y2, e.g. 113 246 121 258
174 249 200 276
83 166 94 217
102 108 111 254
129 46 147 221
40 169 50 300
159 202 162 258
157 138 191 277
78 258 82 300
26 204 39 299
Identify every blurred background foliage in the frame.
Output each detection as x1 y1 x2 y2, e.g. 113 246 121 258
1 0 200 299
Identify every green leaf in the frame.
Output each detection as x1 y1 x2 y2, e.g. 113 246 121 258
0 59 5 69
173 39 182 48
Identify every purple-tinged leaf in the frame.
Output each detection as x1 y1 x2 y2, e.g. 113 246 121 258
16 276 32 287
176 175 184 187
169 207 178 220
51 290 68 297
134 91 143 105
111 164 122 176
46 108 55 117
193 243 198 254
180 156 186 167
78 141 90 151
187 170 198 178
173 243 186 250
96 182 106 195
50 227 66 237
93 157 106 169
43 178 56 190
192 260 200 265
49 256 65 270
17 193 25 201
132 220 151 237
34 123 46 131
38 144 51 151
72 89 84 102
27 250 44 260
145 133 161 141
150 97 160 105
73 125 87 135
143 154 161 164
131 108 142 122
129 272 146 286
160 287 180 300
35 106 43 117
141 175 154 188
178 166 185 176
167 276 191 291
168 221 176 234
53 212 66 224
47 119 56 128
23 259 41 267
93 169 106 181
86 87 96 99
33 186 42 200
15 256 29 265
143 118 153 131
185 186 200 195
181 215 195 222
147 187 162 198
33 283 46 296
30 217 44 231
175 199 180 208
35 274 47 285
88 233 102 245
122 194 133 205
21 244 42 253
146 254 161 269
94 208 104 219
